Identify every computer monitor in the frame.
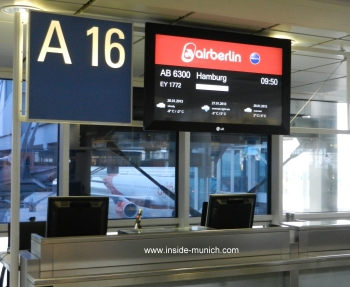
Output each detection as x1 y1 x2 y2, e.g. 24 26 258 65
205 193 256 229
46 196 109 237
8 221 46 251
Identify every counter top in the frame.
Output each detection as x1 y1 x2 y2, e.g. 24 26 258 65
282 220 350 230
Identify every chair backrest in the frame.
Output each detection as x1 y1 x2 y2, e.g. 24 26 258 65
200 202 208 226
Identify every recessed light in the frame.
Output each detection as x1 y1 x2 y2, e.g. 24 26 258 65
272 34 296 45
1 5 41 15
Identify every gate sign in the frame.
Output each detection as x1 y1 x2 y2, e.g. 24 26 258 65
27 11 132 124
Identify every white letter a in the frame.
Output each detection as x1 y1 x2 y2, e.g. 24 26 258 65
37 20 72 64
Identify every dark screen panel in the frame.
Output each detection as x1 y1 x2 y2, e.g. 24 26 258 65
144 23 291 134
46 196 109 237
205 194 256 229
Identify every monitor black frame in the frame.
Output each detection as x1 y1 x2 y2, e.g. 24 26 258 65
144 22 291 134
205 193 256 229
46 196 109 237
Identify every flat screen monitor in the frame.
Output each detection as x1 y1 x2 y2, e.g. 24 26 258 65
144 23 291 134
205 193 256 229
46 196 109 237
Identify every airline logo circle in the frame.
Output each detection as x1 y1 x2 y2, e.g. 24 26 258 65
181 43 196 62
250 53 260 65
155 35 282 75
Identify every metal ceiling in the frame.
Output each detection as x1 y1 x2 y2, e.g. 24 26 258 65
0 0 349 105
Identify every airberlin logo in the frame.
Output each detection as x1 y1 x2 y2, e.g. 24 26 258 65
181 43 242 63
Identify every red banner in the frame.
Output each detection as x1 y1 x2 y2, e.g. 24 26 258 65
155 35 283 75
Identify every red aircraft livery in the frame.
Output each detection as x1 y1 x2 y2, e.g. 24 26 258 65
155 34 283 75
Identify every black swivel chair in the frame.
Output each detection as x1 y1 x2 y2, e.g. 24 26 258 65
200 201 208 226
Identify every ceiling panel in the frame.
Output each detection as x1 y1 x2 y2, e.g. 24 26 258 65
25 1 87 14
292 82 346 94
342 35 350 41
0 56 13 69
323 77 347 87
0 23 14 45
292 71 343 83
312 39 350 51
292 50 344 60
0 39 14 70
307 61 347 75
291 54 343 71
0 41 14 55
260 29 335 47
293 77 347 88
270 24 350 38
92 0 191 15
291 91 346 102
181 13 274 33
84 6 181 23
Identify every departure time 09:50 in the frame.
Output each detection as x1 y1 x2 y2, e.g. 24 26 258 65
261 77 278 85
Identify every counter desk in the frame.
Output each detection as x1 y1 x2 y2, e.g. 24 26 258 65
18 225 290 286
282 220 350 257
13 221 350 287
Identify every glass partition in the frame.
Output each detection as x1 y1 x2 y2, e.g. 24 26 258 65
72 125 177 219
189 133 270 216
290 100 347 129
0 79 58 223
283 133 350 213
286 51 348 216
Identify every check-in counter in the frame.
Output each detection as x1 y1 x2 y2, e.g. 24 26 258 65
18 221 350 287
282 220 350 257
20 226 290 286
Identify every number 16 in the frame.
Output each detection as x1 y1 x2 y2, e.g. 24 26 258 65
87 26 126 68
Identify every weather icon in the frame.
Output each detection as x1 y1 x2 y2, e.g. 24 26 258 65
244 107 252 113
156 102 166 108
201 105 210 112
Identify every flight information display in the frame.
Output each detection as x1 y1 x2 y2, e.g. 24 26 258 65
144 23 291 134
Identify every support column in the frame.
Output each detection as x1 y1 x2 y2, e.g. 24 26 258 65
58 123 70 196
10 11 24 287
347 58 350 130
178 132 190 227
271 135 283 224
